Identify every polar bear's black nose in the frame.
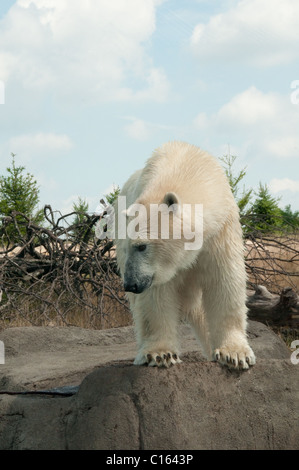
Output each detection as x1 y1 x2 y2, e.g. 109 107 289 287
124 281 139 293
124 275 152 294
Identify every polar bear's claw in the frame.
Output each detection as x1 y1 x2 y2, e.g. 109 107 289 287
214 346 256 370
135 351 182 367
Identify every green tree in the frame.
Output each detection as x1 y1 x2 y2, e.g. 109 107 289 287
71 197 90 239
0 153 44 241
219 153 253 215
72 197 89 225
246 183 283 233
105 185 120 206
280 204 299 231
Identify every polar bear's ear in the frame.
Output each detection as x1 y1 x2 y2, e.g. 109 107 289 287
163 192 180 212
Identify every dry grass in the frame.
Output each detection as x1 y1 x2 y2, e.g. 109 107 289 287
245 235 299 294
0 273 132 331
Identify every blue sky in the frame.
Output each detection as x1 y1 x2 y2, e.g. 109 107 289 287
0 0 299 215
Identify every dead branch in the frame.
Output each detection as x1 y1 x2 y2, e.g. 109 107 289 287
242 215 299 295
0 209 298 329
0 206 129 329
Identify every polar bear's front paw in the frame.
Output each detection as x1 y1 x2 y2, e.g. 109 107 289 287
134 351 182 368
213 345 256 370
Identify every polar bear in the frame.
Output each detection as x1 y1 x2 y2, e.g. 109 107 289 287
114 141 255 369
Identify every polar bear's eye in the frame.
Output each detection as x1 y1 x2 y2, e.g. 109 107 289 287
136 244 147 252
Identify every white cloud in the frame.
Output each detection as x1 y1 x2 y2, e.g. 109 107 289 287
0 0 169 103
193 112 209 129
9 132 73 159
134 68 170 102
263 136 299 160
123 115 176 141
194 86 299 159
216 87 281 127
191 0 299 66
125 118 152 141
194 86 281 130
269 178 299 193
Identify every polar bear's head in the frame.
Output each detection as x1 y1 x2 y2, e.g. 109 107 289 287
122 237 182 294
121 192 202 294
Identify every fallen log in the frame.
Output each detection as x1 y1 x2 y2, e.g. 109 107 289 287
246 285 299 325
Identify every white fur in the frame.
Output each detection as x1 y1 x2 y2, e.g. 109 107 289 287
114 141 256 369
